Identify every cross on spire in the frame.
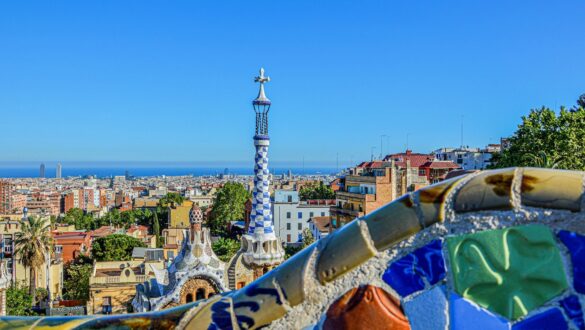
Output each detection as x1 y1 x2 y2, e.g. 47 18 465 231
254 68 270 84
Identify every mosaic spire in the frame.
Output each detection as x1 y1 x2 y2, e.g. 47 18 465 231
248 68 275 238
241 68 284 269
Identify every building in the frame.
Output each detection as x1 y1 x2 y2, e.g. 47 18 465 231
40 163 46 178
56 163 62 179
51 231 92 264
433 145 501 170
0 261 9 316
87 258 165 315
308 216 333 241
272 190 333 244
0 181 12 215
331 151 459 227
132 205 227 311
167 200 194 228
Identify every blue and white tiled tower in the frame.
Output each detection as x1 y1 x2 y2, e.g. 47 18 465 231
241 68 284 274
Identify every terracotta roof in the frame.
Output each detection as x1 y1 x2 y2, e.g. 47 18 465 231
309 216 332 233
419 161 460 169
383 151 434 167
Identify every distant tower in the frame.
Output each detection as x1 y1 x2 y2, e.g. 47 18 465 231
56 163 62 179
39 163 46 178
241 68 284 278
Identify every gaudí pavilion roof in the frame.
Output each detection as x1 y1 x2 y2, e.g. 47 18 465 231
2 167 585 329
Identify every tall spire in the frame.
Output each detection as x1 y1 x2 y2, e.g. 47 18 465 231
241 68 284 272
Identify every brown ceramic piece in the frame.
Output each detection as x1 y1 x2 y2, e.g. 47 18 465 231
324 285 410 330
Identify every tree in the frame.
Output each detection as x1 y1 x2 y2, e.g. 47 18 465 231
7 284 33 316
209 182 251 235
211 237 240 262
284 228 315 259
491 102 585 171
63 256 92 301
156 193 185 228
14 216 52 303
153 212 161 248
299 181 335 200
91 234 146 262
301 228 315 248
61 208 94 230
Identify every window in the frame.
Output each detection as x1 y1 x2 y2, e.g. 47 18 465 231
287 195 292 203
298 223 302 230
196 288 206 301
186 293 194 303
286 212 291 219
321 212 325 216
359 205 363 212
286 223 291 230
298 212 302 219
309 212 314 217
103 297 112 306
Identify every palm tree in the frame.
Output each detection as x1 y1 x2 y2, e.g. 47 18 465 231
14 216 52 304
523 151 563 169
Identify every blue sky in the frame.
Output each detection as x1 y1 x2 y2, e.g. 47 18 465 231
0 1 584 165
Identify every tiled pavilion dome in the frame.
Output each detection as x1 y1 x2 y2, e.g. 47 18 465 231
3 167 585 330
189 203 203 224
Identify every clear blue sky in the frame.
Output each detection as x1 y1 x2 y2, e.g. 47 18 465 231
1 1 584 165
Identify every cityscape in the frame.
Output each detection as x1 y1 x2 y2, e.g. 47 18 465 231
1 1 585 329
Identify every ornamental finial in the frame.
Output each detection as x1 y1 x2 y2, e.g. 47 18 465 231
253 68 271 106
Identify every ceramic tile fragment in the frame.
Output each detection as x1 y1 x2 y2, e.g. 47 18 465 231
230 278 287 329
270 241 316 306
521 168 583 211
558 230 585 294
454 168 515 212
449 293 510 330
362 194 421 251
403 286 447 330
316 220 377 284
0 317 41 330
511 308 568 330
559 295 585 330
323 285 410 330
382 240 445 297
447 225 567 320
415 176 464 225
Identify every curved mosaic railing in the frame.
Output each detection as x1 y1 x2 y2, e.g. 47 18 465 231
1 167 584 329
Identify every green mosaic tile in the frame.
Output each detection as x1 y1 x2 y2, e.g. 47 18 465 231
447 225 567 321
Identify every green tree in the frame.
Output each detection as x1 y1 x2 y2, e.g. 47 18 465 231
492 103 585 171
6 284 33 316
156 193 185 228
299 181 335 200
301 228 315 248
211 237 240 262
153 212 161 248
209 182 251 234
91 234 146 261
63 257 92 301
14 216 52 302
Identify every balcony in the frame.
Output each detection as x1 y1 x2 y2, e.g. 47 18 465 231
89 275 148 285
330 207 362 218
336 191 375 202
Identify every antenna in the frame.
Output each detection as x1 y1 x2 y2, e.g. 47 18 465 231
460 115 464 148
371 147 376 161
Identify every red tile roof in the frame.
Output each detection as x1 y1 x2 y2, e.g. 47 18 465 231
383 151 434 167
419 161 460 169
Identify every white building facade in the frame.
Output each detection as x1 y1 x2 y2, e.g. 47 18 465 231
272 190 331 245
433 144 500 170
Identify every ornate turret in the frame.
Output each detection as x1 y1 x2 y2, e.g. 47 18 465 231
241 68 284 276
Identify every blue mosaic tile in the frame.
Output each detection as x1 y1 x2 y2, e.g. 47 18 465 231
558 230 585 293
382 239 445 296
403 286 448 330
512 308 567 330
449 293 510 330
560 295 585 330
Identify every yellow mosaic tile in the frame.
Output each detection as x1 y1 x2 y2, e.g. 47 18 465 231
316 220 377 284
362 194 422 251
454 168 516 212
521 168 584 211
416 176 464 225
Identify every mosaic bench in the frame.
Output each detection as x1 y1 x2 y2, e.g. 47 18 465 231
2 167 584 329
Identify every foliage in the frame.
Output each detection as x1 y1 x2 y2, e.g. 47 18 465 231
491 101 585 171
156 193 185 228
91 234 146 261
211 237 240 262
35 287 48 303
153 212 161 248
209 182 251 234
14 216 52 301
7 284 33 316
299 181 335 200
61 208 94 231
63 257 93 301
284 228 316 259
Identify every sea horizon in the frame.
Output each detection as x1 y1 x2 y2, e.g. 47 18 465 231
0 162 344 178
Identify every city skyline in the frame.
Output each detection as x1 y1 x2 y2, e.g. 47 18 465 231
1 1 584 163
